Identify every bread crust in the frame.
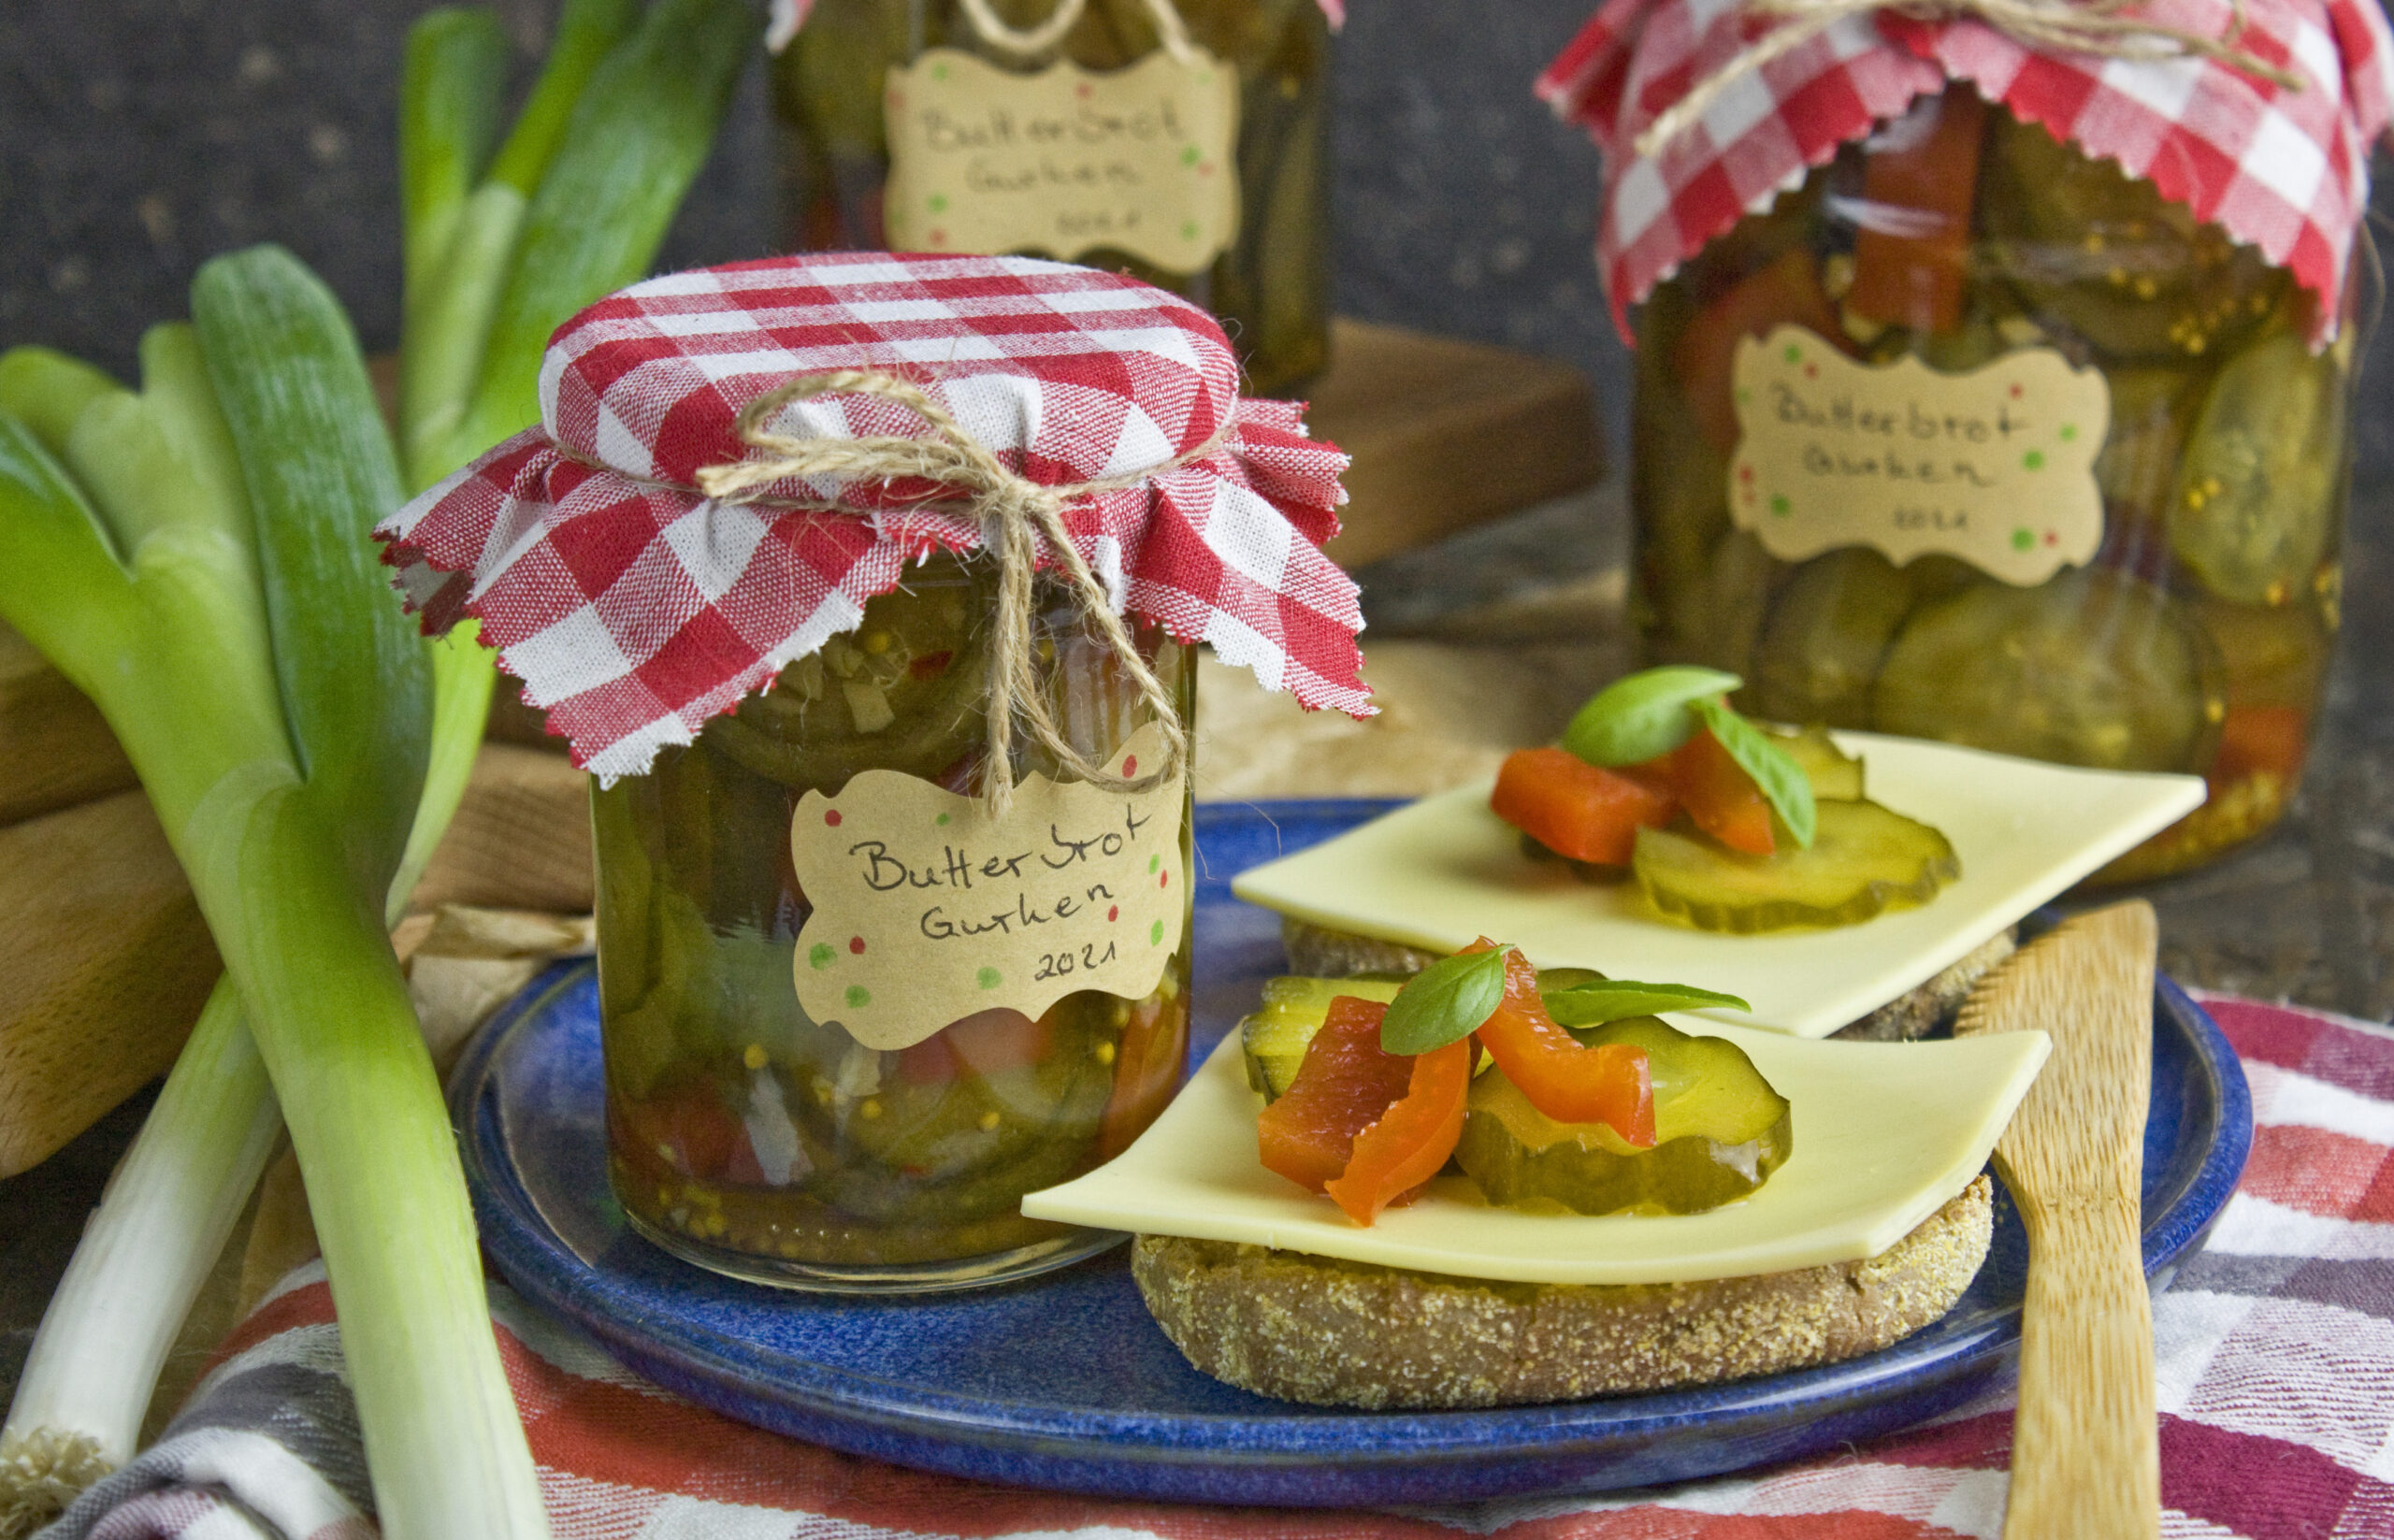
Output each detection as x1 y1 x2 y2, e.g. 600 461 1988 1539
1132 1175 1993 1409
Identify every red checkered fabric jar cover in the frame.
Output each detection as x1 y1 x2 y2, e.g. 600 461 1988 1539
378 252 1369 783
1536 0 2394 343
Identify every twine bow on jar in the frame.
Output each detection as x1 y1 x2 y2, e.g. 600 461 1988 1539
1636 0 2306 159
694 371 1214 817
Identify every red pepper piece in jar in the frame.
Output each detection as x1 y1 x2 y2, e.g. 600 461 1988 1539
611 1082 748 1182
1257 995 1421 1194
1674 247 1842 452
1668 723 1777 856
893 1006 1053 1086
2212 704 2308 788
1491 746 1679 867
1094 993 1188 1162
1464 941 1655 1146
1845 85 1987 335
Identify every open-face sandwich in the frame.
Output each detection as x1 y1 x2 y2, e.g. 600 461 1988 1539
1027 942 2048 1409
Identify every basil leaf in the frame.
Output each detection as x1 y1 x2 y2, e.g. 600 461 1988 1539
1561 666 1743 767
1542 979 1752 1027
1689 697 1817 849
1380 948 1511 1056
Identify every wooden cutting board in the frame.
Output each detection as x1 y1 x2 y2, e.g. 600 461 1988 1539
1305 319 1604 569
0 789 219 1176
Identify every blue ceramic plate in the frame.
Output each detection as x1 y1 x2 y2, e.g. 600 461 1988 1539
454 799 2253 1506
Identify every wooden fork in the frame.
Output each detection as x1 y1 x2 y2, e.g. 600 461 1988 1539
1954 900 2161 1540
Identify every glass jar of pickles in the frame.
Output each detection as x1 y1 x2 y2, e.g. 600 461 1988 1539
596 556 1199 1287
379 250 1368 1291
1542 0 2387 879
770 0 1335 396
1620 84 2364 879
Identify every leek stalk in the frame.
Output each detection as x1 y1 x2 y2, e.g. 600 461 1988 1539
0 3 750 1533
0 251 541 1539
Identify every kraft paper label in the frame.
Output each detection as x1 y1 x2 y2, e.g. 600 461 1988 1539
1727 326 2111 586
882 45 1239 274
788 723 1186 1049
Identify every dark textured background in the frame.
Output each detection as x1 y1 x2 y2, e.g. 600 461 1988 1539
0 0 1639 437
10 1 2394 473
6 0 1640 445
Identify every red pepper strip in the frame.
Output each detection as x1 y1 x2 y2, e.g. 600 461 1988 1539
1669 722 1776 856
1322 1035 1473 1225
1845 85 1987 335
1094 993 1189 1162
1463 940 1655 1146
1257 996 1418 1194
1491 746 1679 866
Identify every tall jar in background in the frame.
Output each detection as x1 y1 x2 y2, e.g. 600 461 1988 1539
1628 85 2358 879
1542 0 2387 880
772 0 1335 396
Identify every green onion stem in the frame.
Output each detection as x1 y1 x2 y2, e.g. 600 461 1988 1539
0 5 753 1528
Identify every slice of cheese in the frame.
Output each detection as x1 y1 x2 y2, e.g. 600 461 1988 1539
1228 732 2202 1037
1023 1021 2049 1286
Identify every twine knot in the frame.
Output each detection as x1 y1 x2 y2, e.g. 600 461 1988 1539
1636 0 2304 160
695 369 1204 817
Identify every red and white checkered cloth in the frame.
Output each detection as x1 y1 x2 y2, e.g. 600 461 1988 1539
377 252 1369 783
1536 0 2394 343
44 994 2394 1540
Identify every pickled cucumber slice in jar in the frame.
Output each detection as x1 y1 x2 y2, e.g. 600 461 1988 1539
1636 799 1958 932
1240 975 1406 1100
702 562 992 787
1660 529 1780 677
2170 330 2345 607
1751 549 1916 729
1978 108 2286 361
1454 1016 1792 1216
2095 367 2199 531
1874 569 2224 772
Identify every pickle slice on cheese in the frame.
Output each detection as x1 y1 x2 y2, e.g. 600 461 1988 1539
1768 723 1866 800
1636 799 1958 932
1454 1016 1792 1216
1239 975 1405 1100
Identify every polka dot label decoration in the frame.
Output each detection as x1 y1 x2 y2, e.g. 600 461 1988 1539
786 721 1190 1050
1723 323 2110 587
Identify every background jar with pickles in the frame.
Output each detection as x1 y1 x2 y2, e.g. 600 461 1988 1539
1631 83 2358 880
772 0 1334 396
595 554 1196 1289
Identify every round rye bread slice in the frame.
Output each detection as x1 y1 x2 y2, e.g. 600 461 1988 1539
1131 1175 1993 1409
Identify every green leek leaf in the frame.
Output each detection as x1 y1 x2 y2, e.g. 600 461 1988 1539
452 0 752 465
194 246 429 885
399 8 510 297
